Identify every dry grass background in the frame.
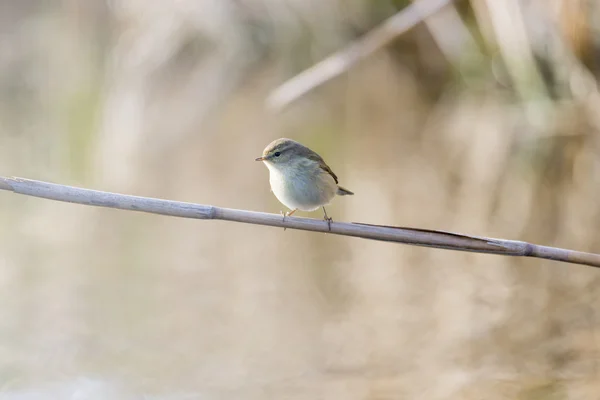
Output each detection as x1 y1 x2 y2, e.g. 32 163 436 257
1 0 600 399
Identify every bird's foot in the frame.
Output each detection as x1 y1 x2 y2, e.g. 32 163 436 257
280 210 287 231
281 209 297 231
324 216 332 232
322 207 332 232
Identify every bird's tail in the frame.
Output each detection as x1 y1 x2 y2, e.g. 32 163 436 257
337 186 354 196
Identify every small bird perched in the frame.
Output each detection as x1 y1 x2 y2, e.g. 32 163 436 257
255 138 353 228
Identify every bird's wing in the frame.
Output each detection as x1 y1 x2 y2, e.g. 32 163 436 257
307 153 339 184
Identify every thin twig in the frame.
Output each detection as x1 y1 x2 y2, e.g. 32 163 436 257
266 0 454 111
0 176 599 268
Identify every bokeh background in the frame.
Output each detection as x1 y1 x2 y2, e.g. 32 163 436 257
1 0 600 399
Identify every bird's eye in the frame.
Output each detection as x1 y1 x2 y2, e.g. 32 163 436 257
274 152 281 157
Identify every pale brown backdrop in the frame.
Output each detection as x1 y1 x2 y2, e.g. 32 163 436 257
0 1 599 399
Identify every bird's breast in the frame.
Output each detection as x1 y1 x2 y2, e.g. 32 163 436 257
266 163 336 211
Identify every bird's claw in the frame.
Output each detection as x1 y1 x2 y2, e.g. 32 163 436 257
280 210 287 231
324 216 332 232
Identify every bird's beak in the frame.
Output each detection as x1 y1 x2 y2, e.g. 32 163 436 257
255 156 265 161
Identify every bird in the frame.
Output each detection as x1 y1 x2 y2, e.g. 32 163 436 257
255 138 353 229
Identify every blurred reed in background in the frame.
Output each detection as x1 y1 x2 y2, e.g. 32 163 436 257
0 0 600 399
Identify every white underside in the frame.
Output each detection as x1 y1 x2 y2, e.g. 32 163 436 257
265 161 337 211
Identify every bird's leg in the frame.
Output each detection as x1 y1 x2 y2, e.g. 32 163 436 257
322 206 332 231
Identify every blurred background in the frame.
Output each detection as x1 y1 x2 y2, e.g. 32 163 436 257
1 0 600 398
